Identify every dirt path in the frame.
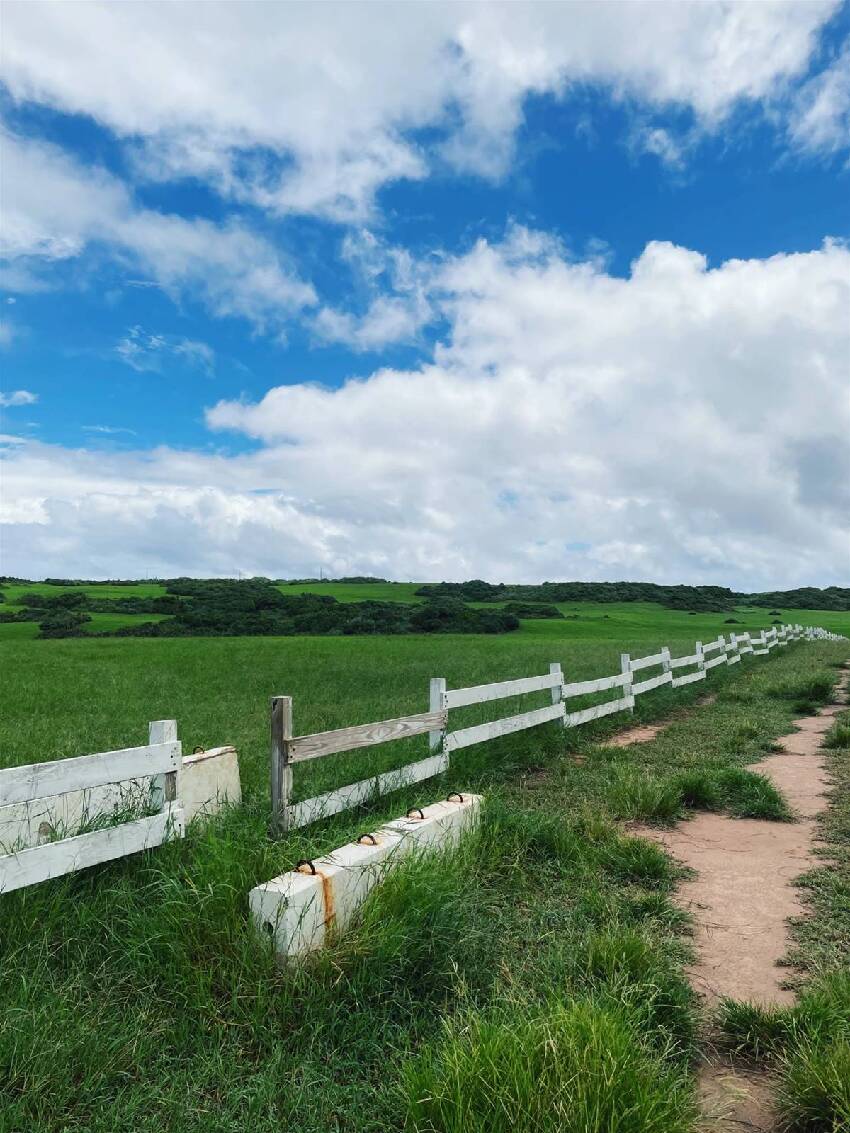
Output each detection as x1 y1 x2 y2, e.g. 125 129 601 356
642 670 848 1131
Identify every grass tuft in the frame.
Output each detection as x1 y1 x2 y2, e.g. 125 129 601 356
715 766 793 820
823 712 850 750
766 674 836 707
402 998 697 1133
604 768 681 821
778 1037 850 1132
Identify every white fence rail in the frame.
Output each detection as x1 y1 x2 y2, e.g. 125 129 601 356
270 622 844 832
0 720 184 894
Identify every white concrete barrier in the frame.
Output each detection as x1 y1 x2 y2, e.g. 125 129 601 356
250 792 482 959
180 746 241 824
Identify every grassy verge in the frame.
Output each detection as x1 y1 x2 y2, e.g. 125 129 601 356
1 642 848 1132
716 678 850 1132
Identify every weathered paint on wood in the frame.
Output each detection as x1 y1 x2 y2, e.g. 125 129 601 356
445 670 562 710
429 677 447 755
630 651 666 672
702 639 725 655
0 742 181 807
289 710 447 764
564 695 634 728
562 672 629 697
632 671 673 696
0 805 184 894
671 670 707 688
444 702 565 753
149 720 178 810
289 752 450 828
270 695 293 835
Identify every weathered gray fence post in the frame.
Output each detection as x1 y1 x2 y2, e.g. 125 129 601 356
549 661 565 726
149 719 178 809
620 653 633 711
429 677 447 755
695 641 705 675
270 695 293 835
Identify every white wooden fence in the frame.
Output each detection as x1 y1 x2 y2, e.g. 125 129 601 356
270 622 844 832
0 720 184 893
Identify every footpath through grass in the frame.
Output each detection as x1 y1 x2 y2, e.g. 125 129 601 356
717 673 850 1132
1 635 848 1132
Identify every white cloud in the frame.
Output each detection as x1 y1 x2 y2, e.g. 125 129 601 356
0 129 316 329
2 233 848 587
81 425 137 436
313 229 436 350
790 39 850 154
0 388 37 407
0 2 839 218
114 326 216 374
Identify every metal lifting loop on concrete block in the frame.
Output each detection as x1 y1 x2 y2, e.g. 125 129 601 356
294 858 317 875
447 792 465 803
406 807 425 820
356 832 379 846
192 745 206 754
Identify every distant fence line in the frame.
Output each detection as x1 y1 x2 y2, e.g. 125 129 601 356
270 623 845 833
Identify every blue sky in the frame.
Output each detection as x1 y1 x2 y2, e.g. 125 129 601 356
1 1 848 585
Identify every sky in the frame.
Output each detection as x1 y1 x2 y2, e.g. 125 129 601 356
0 0 848 589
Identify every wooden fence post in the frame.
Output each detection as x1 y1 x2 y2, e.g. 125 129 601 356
549 662 565 725
270 695 293 836
620 653 633 710
661 647 671 676
695 641 705 675
429 677 447 755
149 719 178 809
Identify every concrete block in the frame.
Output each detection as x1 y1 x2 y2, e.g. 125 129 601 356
250 792 482 959
179 746 242 824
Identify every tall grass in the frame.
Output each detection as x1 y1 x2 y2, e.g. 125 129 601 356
403 998 696 1133
0 629 847 1132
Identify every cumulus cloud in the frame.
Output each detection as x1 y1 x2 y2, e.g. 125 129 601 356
2 233 848 587
1 1 840 218
0 129 316 329
313 230 436 350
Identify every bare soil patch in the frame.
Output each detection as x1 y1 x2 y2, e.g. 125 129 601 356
697 1057 779 1132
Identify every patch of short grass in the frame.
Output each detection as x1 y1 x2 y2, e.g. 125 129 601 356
823 710 850 750
765 673 836 708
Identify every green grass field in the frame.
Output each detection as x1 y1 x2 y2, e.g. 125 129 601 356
0 581 166 603
1 602 848 1132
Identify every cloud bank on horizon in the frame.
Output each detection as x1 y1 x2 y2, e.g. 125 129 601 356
1 1 848 588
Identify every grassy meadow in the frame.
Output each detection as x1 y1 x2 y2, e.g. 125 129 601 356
1 598 849 1132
